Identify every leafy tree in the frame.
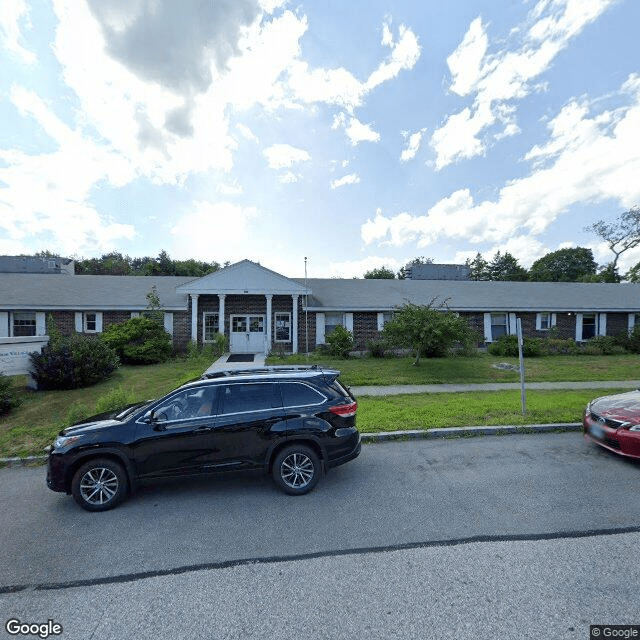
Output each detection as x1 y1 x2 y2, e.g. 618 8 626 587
529 247 597 282
488 251 528 281
364 266 396 279
382 301 477 365
397 256 433 279
586 205 640 273
466 253 490 280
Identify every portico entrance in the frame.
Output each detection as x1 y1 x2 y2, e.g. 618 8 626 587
230 314 265 353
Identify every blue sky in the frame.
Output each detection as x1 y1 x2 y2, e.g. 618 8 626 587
1 0 639 277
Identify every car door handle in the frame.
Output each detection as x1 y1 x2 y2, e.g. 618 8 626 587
194 425 213 432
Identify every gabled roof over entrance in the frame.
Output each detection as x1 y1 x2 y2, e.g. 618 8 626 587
176 259 311 296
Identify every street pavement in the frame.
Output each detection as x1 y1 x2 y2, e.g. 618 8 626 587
1 433 639 639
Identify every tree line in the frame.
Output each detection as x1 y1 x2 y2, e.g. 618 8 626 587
33 250 223 277
365 206 640 283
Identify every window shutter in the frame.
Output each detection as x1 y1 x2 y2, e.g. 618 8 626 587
629 314 635 334
535 313 542 331
345 313 354 333
75 312 83 333
598 313 607 336
316 313 325 344
483 313 492 342
95 312 103 333
164 312 173 340
36 312 46 336
377 312 384 332
509 313 517 335
0 312 8 338
551 313 557 327
575 313 583 341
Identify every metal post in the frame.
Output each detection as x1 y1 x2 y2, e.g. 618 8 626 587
304 257 309 357
517 317 526 415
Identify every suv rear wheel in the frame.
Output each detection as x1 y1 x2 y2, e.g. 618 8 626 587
71 458 128 511
272 445 321 495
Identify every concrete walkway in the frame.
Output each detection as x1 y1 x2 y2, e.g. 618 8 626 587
350 379 640 396
204 352 266 375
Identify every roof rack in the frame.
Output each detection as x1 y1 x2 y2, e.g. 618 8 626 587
201 365 321 380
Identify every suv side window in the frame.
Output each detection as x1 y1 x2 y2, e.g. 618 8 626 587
220 383 280 415
280 382 326 408
153 387 217 423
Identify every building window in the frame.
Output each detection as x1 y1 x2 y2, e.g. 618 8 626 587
275 312 291 342
536 312 556 331
84 313 97 333
491 313 508 340
582 314 597 340
13 312 36 337
324 312 344 337
203 313 219 342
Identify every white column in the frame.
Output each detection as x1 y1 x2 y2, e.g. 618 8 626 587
36 312 46 336
265 294 273 353
508 313 517 335
316 313 325 345
191 294 199 343
345 312 354 333
292 295 299 353
575 313 583 341
218 294 226 337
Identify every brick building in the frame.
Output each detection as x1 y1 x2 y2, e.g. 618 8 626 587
2 259 640 357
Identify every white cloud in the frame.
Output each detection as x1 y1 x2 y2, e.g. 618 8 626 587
400 128 426 162
170 200 259 261
431 0 617 169
333 113 381 145
0 0 36 64
0 86 136 255
216 181 244 196
331 173 360 189
263 143 311 169
364 75 640 265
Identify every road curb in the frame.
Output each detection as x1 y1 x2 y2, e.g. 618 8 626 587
0 423 583 467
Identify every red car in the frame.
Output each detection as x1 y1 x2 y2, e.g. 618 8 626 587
584 390 640 459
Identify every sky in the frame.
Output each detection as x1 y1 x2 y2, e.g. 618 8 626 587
1 0 639 279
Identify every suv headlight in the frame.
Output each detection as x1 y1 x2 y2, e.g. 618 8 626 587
54 435 82 449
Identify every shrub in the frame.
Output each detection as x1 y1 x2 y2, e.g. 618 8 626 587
624 325 640 354
66 402 91 426
543 337 580 355
582 335 626 355
488 334 544 357
94 386 136 414
0 373 21 416
30 334 120 390
367 339 386 358
325 325 355 358
101 317 172 364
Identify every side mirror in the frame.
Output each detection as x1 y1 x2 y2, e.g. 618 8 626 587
142 410 156 424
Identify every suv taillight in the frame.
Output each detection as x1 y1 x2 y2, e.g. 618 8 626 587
329 401 357 418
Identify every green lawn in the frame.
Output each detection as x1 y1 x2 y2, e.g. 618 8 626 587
267 352 640 386
2 352 638 459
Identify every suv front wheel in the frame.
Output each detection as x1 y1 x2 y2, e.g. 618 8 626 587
272 445 321 495
71 458 128 511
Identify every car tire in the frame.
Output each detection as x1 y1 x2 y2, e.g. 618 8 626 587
272 445 321 495
71 458 128 511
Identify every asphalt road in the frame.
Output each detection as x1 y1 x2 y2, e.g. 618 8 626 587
1 432 639 639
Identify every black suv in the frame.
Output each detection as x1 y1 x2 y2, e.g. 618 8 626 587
47 366 360 511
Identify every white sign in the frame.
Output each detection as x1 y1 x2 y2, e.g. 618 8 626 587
0 337 49 379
